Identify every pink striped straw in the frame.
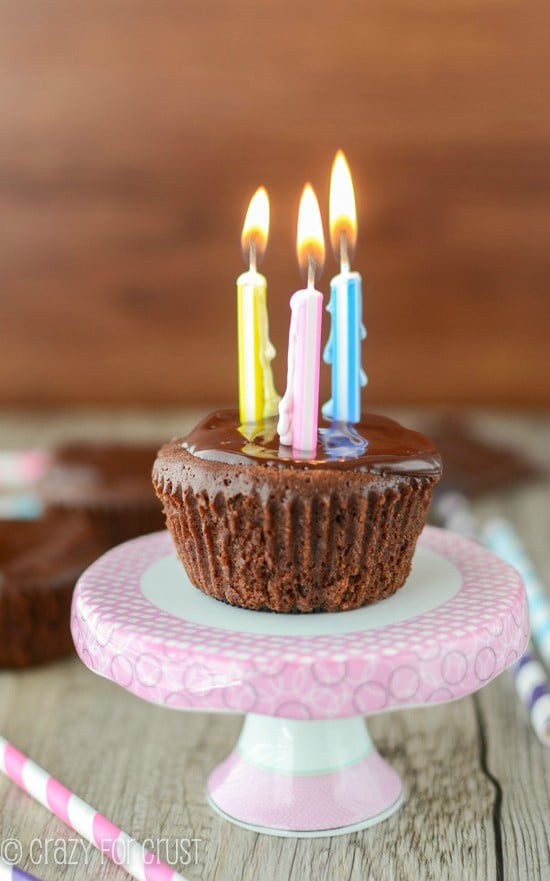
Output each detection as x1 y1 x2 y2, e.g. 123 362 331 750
0 737 189 881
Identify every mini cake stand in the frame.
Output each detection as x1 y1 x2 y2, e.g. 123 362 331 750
71 527 528 837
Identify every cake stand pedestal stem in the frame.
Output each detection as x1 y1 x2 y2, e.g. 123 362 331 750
207 714 404 837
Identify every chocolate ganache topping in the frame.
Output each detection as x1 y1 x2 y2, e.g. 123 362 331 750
180 409 442 476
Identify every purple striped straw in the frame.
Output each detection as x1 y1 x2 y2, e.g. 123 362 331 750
434 490 550 746
0 860 42 881
513 651 550 745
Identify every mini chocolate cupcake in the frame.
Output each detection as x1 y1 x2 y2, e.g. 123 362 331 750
0 513 104 667
41 442 164 547
153 409 442 613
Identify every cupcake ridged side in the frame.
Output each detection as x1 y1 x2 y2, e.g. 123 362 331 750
153 443 439 613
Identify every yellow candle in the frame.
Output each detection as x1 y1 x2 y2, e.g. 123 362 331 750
238 188 279 425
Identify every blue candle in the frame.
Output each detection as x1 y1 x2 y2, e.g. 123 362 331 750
322 152 366 423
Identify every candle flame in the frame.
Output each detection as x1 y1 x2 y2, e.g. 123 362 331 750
241 187 270 266
329 150 357 259
296 184 325 284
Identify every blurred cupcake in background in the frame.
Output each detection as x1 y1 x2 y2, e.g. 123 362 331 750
40 441 165 546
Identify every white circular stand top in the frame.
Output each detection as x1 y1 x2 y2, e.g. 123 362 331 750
71 527 528 720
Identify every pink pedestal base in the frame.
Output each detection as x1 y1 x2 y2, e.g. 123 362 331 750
207 714 403 836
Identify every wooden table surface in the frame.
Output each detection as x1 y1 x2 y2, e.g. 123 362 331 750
0 409 549 881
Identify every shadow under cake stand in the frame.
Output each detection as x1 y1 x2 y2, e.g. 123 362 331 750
71 526 528 837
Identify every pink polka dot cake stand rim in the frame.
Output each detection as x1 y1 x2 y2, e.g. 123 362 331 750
71 526 528 838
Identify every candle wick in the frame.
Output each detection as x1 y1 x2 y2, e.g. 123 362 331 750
249 240 257 273
307 254 316 289
340 232 350 273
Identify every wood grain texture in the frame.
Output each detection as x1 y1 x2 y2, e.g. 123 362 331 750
0 409 549 880
0 2 549 407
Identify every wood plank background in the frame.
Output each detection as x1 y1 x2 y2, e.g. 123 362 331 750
1 1 549 408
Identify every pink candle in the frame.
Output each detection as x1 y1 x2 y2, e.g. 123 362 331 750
278 184 326 452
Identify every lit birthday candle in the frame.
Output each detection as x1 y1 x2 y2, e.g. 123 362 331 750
278 184 325 452
322 151 366 423
237 187 280 425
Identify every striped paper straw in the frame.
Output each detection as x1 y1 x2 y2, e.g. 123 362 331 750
0 493 43 520
514 653 550 746
0 737 189 881
0 859 41 881
0 451 50 487
434 492 550 745
483 518 550 670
